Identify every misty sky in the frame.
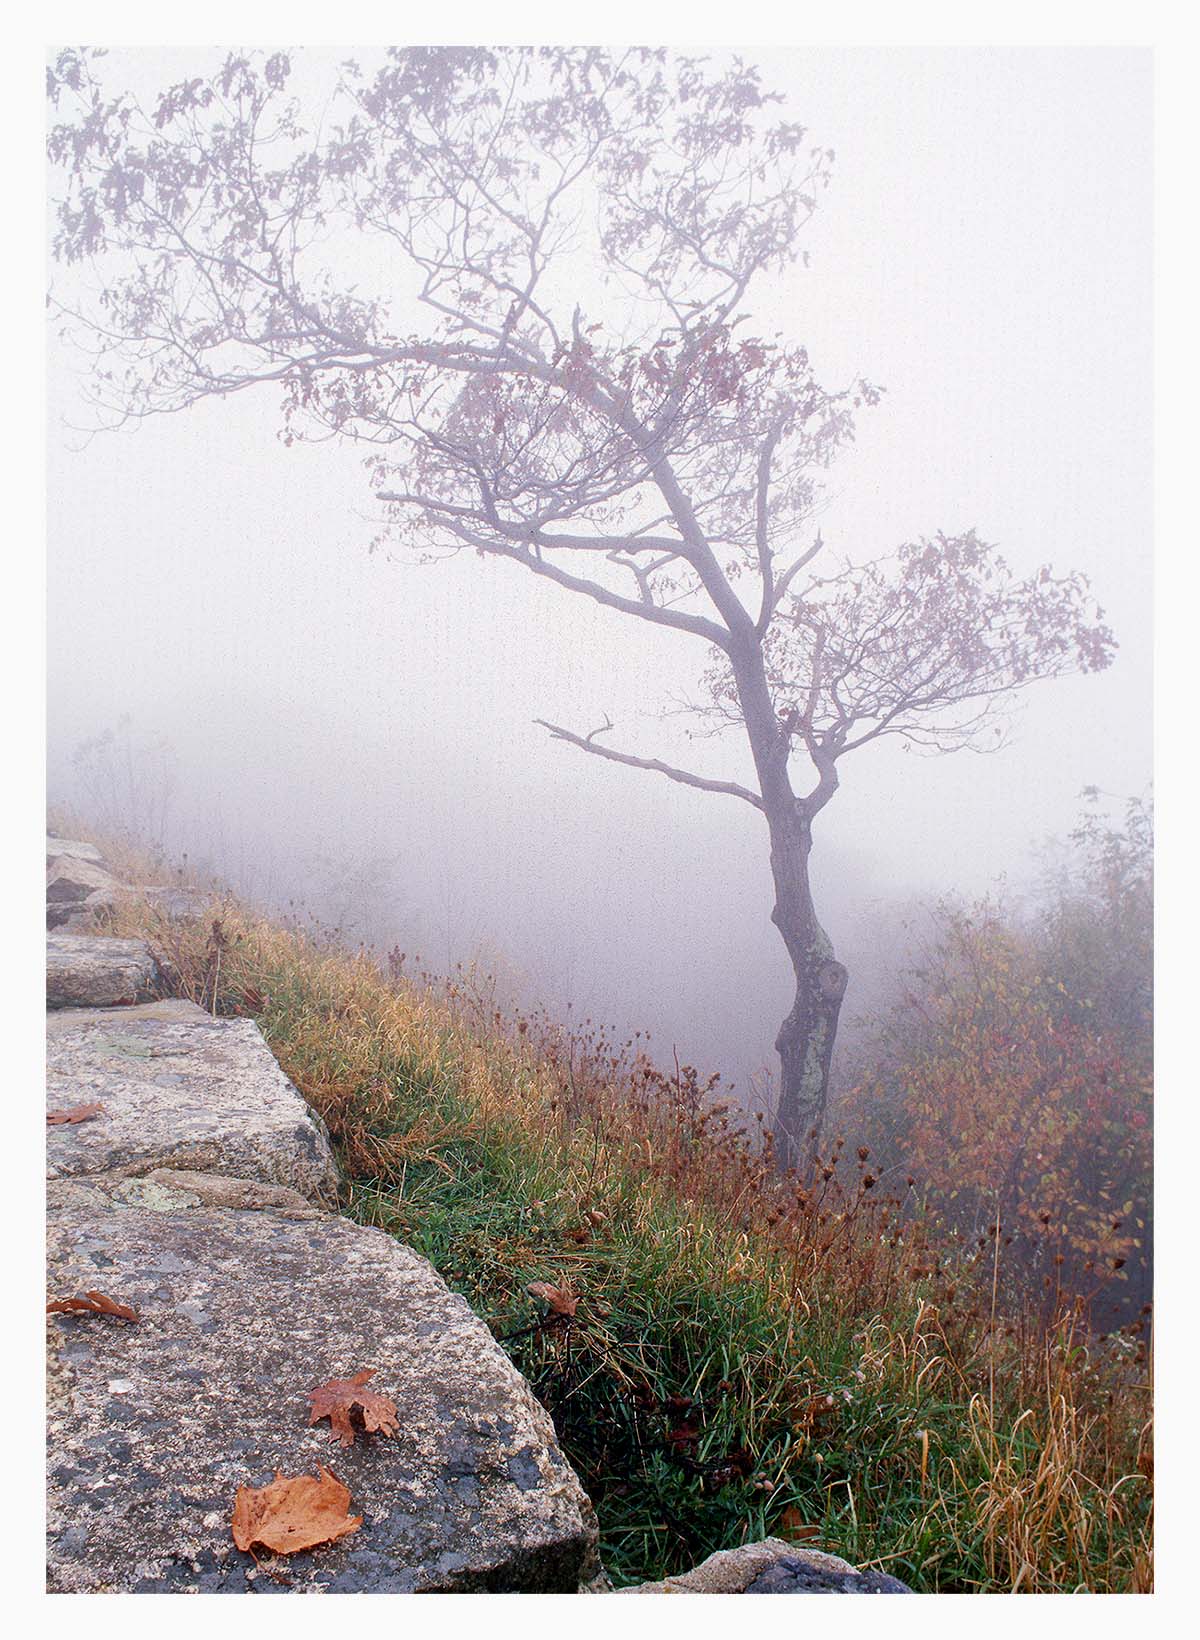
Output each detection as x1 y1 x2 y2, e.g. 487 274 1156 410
46 46 1152 1092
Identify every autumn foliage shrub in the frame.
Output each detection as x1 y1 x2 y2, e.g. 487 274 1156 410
836 796 1152 1324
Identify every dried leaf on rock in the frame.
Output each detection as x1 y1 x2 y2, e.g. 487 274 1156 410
46 1291 138 1322
308 1368 399 1448
526 1279 579 1317
231 1466 363 1556
46 1102 106 1125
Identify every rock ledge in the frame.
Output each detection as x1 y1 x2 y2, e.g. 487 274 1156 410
47 935 161 1008
47 1176 600 1593
47 999 339 1202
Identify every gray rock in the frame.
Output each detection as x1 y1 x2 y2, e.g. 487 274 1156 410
621 1537 911 1594
47 890 120 934
47 884 211 934
46 859 130 932
46 999 339 1203
47 935 162 1009
47 837 105 867
46 1184 600 1592
143 886 214 922
47 856 123 905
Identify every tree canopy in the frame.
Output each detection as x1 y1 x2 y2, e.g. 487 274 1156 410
47 45 1117 1165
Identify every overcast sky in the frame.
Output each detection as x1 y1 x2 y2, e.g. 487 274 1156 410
46 46 1152 1091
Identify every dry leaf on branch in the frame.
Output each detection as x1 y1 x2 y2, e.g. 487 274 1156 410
526 1279 579 1317
46 1291 138 1322
308 1369 399 1448
231 1466 363 1556
46 1102 106 1126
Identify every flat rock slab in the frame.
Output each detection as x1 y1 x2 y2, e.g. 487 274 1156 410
623 1537 911 1594
47 837 105 866
46 1177 599 1592
47 1000 339 1203
47 935 162 1008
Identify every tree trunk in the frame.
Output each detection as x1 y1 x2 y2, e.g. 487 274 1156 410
729 638 848 1176
768 817 848 1174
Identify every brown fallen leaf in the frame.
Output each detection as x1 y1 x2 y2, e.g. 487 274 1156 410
46 1291 138 1322
702 1441 755 1487
792 1391 839 1432
308 1369 399 1449
231 1466 363 1556
527 1279 579 1317
46 1102 106 1126
777 1505 822 1543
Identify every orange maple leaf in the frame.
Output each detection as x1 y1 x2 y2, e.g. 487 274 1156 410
308 1369 399 1448
231 1466 363 1556
527 1279 579 1317
47 1102 106 1126
47 1291 138 1322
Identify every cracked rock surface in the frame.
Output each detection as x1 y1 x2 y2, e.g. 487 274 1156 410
47 837 105 867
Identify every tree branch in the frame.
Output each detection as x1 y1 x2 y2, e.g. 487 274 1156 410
758 531 826 632
754 417 786 616
535 719 763 809
433 519 730 646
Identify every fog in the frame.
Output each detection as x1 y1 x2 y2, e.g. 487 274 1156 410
46 47 1152 1100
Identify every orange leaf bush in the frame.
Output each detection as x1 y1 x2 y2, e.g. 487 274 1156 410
838 797 1152 1321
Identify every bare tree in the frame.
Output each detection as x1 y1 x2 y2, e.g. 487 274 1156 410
47 47 1115 1169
